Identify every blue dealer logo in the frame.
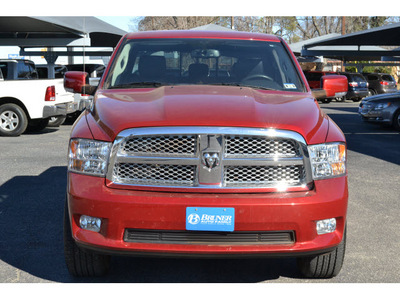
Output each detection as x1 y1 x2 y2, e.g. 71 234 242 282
187 213 200 225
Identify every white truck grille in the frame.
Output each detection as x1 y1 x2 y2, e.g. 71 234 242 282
106 127 312 192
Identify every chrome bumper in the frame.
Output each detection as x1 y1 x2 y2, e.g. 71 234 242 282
43 102 79 118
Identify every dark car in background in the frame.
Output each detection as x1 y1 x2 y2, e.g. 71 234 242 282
363 73 397 96
338 72 369 102
358 92 400 131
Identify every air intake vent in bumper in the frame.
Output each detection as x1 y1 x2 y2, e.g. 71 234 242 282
124 229 295 245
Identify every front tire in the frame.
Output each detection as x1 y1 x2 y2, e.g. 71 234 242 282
368 89 376 97
297 227 346 278
63 200 111 277
393 110 400 131
48 115 66 127
337 96 345 102
0 103 28 136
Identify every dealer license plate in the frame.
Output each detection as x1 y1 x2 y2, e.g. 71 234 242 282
186 207 235 232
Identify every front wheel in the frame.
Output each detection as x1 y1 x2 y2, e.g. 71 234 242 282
297 227 346 278
63 199 111 277
0 103 28 136
337 96 345 102
48 115 66 127
368 89 376 97
320 98 331 104
393 110 400 131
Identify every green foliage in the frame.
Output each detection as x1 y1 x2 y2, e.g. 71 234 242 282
363 66 392 73
345 66 357 73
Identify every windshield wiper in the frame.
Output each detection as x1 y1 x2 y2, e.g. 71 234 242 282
240 84 277 91
209 82 242 87
209 82 277 91
110 81 164 89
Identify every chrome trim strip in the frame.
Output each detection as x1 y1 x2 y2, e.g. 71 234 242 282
223 157 304 166
115 155 199 165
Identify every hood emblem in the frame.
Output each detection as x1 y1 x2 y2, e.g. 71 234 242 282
201 152 220 172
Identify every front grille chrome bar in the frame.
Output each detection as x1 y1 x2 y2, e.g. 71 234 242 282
106 127 313 192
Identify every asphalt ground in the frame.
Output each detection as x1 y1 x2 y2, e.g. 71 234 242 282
0 101 399 286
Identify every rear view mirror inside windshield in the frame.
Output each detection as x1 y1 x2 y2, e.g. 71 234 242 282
191 49 220 58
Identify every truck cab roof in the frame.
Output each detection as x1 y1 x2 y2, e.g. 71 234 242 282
125 30 282 42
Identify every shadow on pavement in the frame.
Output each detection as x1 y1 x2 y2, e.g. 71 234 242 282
23 128 59 135
0 167 301 283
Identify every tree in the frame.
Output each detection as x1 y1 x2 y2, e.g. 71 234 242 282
129 16 400 41
135 16 228 31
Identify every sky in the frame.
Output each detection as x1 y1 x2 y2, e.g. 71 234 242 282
96 16 136 32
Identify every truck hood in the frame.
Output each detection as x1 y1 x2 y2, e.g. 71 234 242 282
89 85 329 144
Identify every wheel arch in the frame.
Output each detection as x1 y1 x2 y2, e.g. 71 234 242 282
392 107 400 130
0 97 31 120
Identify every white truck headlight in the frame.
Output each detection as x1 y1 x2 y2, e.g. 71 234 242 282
68 139 112 176
308 142 346 179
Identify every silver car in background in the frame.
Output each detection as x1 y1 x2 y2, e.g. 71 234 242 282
359 92 400 131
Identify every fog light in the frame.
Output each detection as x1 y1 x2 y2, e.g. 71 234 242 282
316 218 336 235
80 215 102 232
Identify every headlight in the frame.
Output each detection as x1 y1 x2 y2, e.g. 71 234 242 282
308 142 346 179
68 139 112 176
374 102 391 110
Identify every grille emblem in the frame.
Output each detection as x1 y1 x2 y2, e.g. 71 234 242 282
201 152 220 171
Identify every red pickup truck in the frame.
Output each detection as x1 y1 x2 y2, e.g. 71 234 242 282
63 30 348 278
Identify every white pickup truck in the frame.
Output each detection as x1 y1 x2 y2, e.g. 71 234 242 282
0 59 77 136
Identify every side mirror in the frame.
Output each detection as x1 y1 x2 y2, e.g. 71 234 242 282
312 75 348 100
64 71 96 95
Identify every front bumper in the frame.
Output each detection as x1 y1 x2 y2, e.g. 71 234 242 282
358 105 395 125
67 173 348 257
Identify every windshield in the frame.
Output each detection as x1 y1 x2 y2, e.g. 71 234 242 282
104 38 305 92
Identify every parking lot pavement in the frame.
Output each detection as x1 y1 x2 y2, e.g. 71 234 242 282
0 101 399 283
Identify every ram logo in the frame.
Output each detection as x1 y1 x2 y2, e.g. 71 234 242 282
201 152 220 171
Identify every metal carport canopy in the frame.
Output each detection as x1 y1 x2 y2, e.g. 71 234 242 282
0 16 127 47
301 22 400 60
0 16 127 77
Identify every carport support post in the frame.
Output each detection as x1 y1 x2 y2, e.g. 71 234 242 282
67 47 74 65
42 47 59 79
356 63 364 73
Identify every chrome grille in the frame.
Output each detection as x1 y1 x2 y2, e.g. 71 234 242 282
225 136 299 157
224 165 304 187
113 163 195 186
107 127 312 191
122 135 196 156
